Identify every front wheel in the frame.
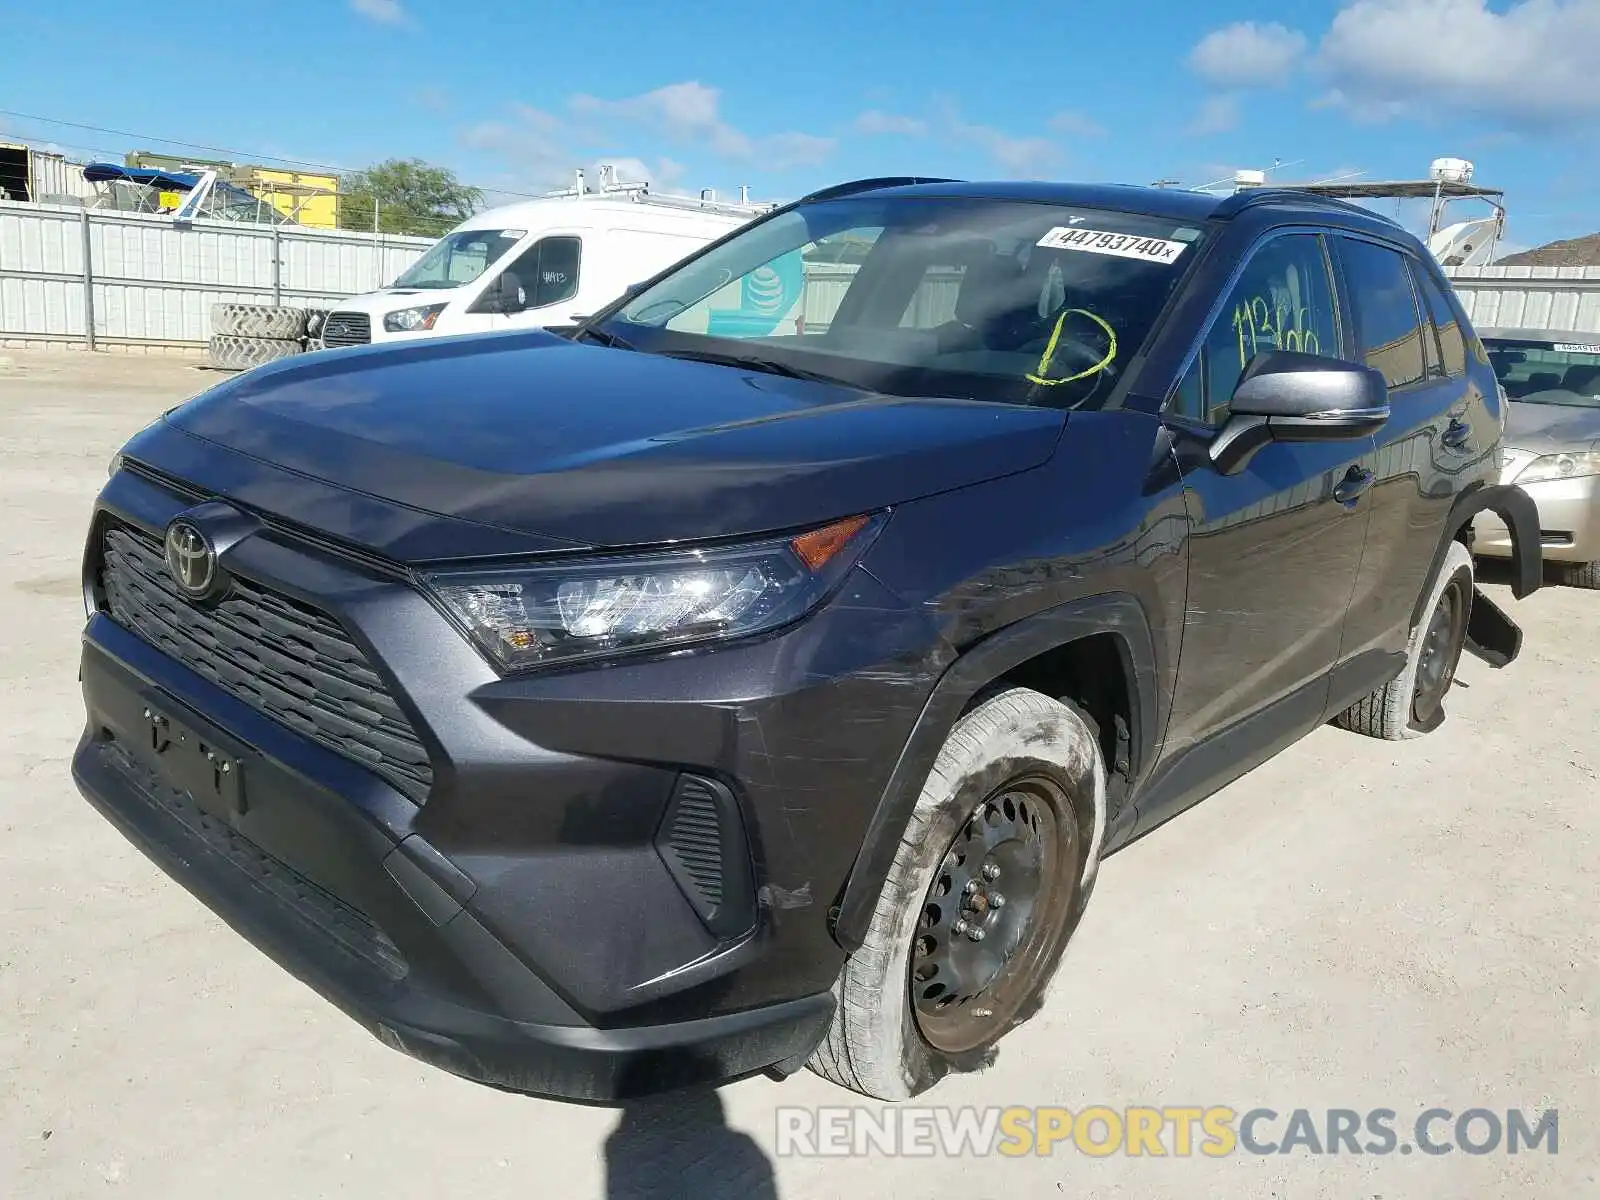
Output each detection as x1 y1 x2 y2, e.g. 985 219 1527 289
808 688 1105 1100
1336 540 1474 740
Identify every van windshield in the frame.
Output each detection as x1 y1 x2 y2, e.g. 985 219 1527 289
1486 337 1600 409
392 228 524 290
597 195 1207 407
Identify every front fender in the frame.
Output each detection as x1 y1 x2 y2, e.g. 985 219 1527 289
828 592 1159 953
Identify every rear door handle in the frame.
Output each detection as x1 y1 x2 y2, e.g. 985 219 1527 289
1442 417 1472 450
1333 466 1376 506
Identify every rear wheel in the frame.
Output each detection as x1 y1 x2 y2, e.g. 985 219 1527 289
1336 541 1474 740
808 688 1105 1100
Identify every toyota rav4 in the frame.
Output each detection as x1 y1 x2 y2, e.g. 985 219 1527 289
74 178 1541 1102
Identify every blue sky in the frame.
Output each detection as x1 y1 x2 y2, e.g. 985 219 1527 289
3 0 1592 252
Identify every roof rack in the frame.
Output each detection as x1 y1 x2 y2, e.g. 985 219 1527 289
1211 186 1402 226
797 176 962 204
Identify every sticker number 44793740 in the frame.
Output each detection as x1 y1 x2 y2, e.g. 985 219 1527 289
1037 227 1189 264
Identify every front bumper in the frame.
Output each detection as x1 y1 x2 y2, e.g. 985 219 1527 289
73 466 941 1099
1472 473 1600 564
73 637 834 1100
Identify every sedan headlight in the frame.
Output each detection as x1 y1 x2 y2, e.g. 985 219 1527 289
383 303 448 333
1514 449 1600 485
422 513 886 673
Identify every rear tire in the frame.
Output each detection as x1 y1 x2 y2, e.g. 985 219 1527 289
1336 541 1474 741
1560 560 1600 589
807 688 1106 1100
206 334 302 371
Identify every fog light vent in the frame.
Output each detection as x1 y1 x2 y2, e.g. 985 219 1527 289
656 774 755 939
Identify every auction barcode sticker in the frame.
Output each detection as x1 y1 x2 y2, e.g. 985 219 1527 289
1037 227 1189 264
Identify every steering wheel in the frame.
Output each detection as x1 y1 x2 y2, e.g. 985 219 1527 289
1026 310 1119 388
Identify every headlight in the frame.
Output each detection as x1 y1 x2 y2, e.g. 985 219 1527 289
422 513 886 673
108 451 123 479
1514 449 1600 485
383 303 447 333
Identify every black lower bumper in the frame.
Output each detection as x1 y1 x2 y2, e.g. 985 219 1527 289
72 642 834 1104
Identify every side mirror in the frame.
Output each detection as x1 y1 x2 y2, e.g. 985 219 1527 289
476 271 525 314
1211 351 1390 474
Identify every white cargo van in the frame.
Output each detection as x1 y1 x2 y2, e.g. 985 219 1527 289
320 172 770 348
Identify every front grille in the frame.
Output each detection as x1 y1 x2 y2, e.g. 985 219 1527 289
99 523 433 802
321 311 372 347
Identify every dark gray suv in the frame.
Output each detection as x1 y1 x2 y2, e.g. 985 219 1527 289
74 178 1540 1103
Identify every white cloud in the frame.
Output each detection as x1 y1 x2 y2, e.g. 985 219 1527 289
855 110 929 136
1186 95 1241 136
351 0 406 25
571 81 836 168
1189 20 1308 86
461 107 578 192
1316 0 1600 127
1047 110 1106 137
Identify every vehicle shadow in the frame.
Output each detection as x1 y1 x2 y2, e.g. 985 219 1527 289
603 1077 780 1200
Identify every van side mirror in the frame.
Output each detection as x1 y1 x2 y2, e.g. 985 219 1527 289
1211 351 1391 475
494 271 526 314
472 271 525 315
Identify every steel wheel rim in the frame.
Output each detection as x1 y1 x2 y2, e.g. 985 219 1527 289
910 776 1078 1055
1413 577 1468 724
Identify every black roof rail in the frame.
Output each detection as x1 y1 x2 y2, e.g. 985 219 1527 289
1211 186 1404 227
798 176 962 204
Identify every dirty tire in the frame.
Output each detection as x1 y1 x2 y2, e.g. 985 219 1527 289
1336 541 1474 741
1560 560 1600 589
210 303 308 341
207 334 302 371
808 687 1106 1101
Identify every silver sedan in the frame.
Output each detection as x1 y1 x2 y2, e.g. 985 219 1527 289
1472 327 1600 588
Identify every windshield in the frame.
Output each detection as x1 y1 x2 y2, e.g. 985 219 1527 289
392 228 524 290
598 195 1207 406
1486 337 1600 409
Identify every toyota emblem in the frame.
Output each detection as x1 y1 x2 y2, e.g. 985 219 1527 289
164 520 219 599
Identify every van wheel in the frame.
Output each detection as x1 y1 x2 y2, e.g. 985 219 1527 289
808 688 1105 1100
1336 541 1474 741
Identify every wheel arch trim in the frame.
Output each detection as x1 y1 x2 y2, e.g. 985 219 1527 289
829 592 1159 952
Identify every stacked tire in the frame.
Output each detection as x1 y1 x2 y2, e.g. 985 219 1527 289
208 304 309 370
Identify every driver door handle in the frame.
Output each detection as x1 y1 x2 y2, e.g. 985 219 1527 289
1333 465 1376 506
1442 417 1472 451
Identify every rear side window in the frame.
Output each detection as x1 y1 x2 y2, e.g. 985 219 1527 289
1338 238 1427 389
1168 233 1341 425
1414 266 1468 378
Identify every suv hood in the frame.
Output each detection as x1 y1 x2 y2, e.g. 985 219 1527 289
157 330 1065 556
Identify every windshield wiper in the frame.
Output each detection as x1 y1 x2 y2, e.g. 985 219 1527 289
654 347 857 388
574 325 635 351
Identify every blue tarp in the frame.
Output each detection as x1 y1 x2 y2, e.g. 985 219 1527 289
82 162 202 191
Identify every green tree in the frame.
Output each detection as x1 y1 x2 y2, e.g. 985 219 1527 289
339 158 484 236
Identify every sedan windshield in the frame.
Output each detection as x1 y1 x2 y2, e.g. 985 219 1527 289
1486 337 1600 409
598 195 1208 407
392 228 524 290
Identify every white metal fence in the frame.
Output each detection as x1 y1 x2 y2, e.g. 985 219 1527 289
0 200 432 350
4 198 1600 352
1443 264 1600 335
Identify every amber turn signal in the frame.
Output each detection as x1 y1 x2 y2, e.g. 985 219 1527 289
791 514 871 571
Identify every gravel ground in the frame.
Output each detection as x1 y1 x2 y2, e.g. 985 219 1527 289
1 349 1595 1199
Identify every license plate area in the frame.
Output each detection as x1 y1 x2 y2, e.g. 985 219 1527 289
139 699 248 819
